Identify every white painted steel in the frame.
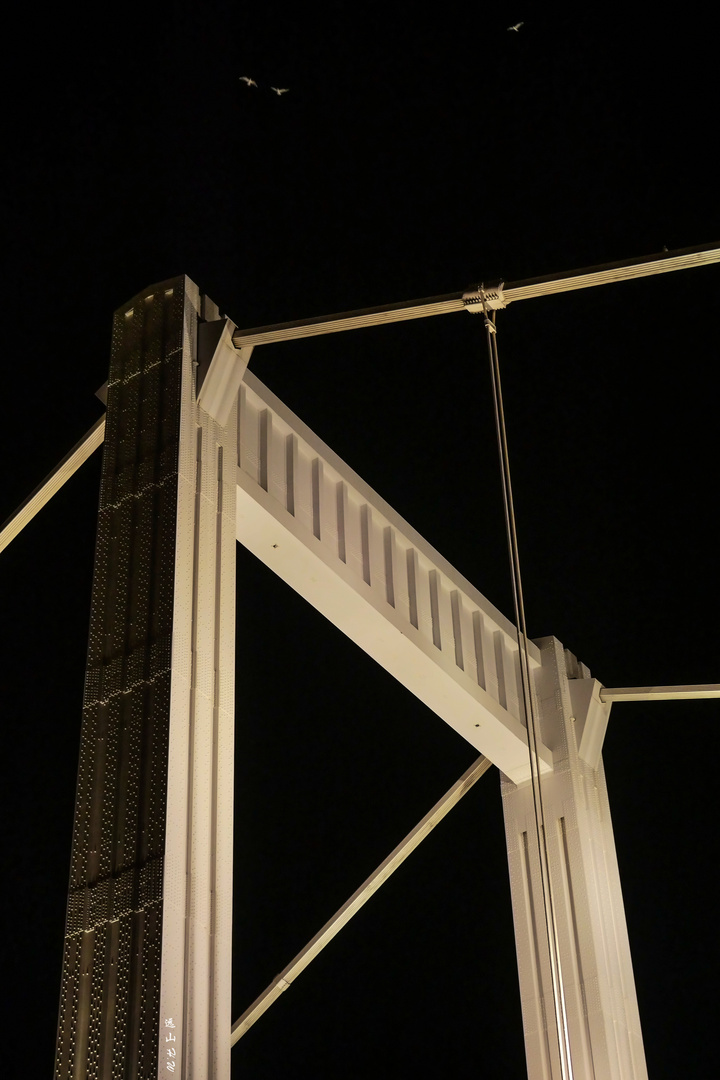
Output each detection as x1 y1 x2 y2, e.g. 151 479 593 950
10 248 711 1072
0 415 105 555
600 683 720 702
232 244 720 346
502 638 647 1080
501 246 720 304
196 315 252 428
157 278 237 1080
5 245 717 557
234 370 551 785
231 755 493 1045
567 679 612 771
232 296 464 346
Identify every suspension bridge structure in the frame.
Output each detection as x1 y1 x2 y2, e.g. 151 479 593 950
2 244 718 1079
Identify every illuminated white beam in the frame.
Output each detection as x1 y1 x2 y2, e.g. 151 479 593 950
600 683 720 702
231 243 720 346
490 243 720 305
231 755 492 1045
0 416 105 555
235 371 549 784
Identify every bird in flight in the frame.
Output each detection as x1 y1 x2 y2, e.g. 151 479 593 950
239 76 258 87
507 21 524 31
271 86 289 95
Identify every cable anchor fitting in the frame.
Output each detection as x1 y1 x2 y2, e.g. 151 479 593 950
463 282 505 333
462 282 506 311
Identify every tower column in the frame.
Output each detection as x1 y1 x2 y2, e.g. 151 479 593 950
55 277 237 1080
501 636 648 1080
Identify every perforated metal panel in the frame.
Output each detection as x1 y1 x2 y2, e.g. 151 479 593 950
56 277 238 1079
56 280 186 1079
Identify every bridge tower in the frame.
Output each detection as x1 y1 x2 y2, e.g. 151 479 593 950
0 246 714 1078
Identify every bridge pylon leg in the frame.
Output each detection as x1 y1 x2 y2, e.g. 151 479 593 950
501 636 648 1080
55 277 237 1080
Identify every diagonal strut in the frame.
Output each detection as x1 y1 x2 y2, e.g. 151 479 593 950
0 415 105 555
231 754 493 1046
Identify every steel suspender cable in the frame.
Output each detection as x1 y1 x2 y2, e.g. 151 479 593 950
479 296 575 1080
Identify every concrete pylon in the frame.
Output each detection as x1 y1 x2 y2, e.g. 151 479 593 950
502 636 648 1080
55 277 241 1080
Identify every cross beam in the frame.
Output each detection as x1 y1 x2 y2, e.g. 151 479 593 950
601 683 720 702
231 243 720 347
235 370 548 783
2 242 718 557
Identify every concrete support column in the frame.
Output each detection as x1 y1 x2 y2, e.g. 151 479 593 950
501 636 647 1080
55 278 237 1080
159 285 238 1080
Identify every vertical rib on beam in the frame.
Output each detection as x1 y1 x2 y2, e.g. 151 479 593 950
285 434 297 517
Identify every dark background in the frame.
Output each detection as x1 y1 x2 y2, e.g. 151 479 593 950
1 5 718 1077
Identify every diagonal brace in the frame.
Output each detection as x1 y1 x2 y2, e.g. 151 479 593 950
0 415 105 556
231 754 493 1046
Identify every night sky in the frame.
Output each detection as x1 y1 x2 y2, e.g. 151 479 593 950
2 6 718 1078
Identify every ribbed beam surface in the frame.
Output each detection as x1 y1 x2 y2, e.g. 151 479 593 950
235 371 550 783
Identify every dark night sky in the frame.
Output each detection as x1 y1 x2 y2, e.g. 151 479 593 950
1 6 718 1078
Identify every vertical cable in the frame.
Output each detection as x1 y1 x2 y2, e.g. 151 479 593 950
480 296 574 1080
208 443 224 1077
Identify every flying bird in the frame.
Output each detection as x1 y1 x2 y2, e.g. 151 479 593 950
507 22 524 31
239 76 258 87
271 87 289 95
